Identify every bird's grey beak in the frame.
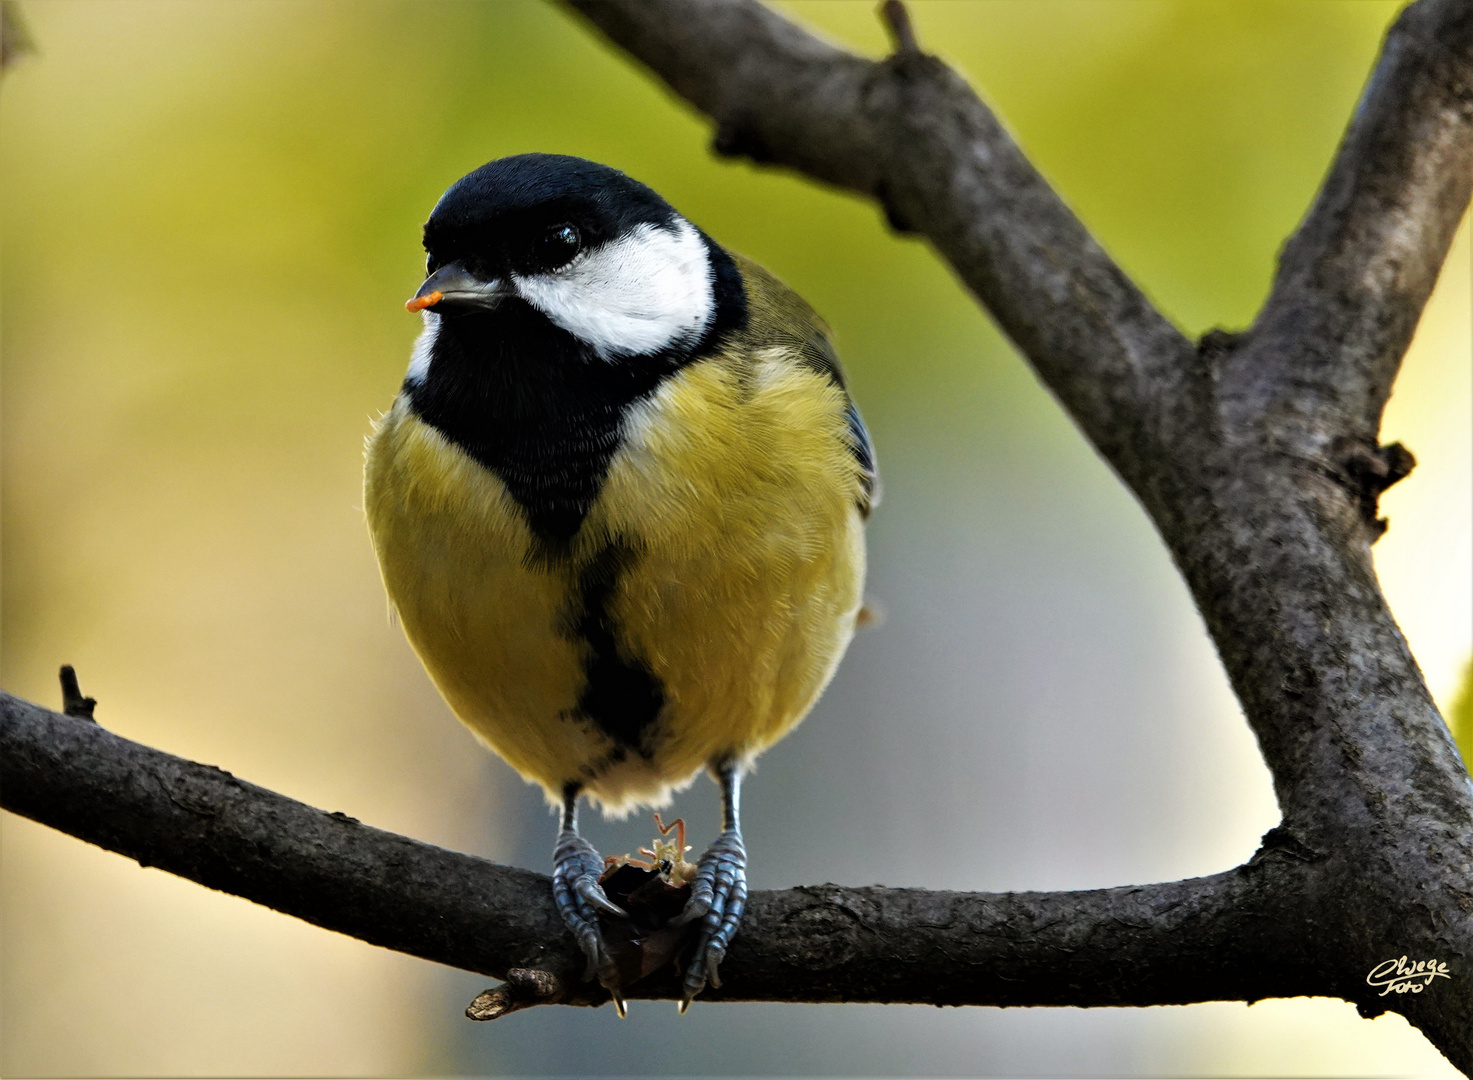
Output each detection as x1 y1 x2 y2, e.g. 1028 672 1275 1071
405 261 510 312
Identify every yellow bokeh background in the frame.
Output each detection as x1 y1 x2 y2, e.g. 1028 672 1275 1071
2 1 1468 1075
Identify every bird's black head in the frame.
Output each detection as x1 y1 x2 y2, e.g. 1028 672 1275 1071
408 154 742 362
423 154 676 277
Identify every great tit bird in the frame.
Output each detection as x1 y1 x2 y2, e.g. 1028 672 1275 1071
364 153 876 1010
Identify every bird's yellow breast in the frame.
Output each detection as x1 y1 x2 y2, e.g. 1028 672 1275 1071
364 349 866 814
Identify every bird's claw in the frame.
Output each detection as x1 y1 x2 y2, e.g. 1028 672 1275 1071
552 830 627 1006
677 829 747 1009
576 875 628 917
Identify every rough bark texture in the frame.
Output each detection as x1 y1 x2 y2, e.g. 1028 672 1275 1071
0 695 1321 1009
4 0 1472 1071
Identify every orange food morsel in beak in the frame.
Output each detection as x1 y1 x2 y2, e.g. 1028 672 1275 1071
405 291 443 313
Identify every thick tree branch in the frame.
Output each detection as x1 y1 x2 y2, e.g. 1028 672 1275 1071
0 692 1321 1009
6 0 1473 1072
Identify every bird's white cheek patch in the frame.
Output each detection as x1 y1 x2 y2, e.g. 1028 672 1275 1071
404 312 440 384
513 220 715 358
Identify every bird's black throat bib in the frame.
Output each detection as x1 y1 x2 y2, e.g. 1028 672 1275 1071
406 301 678 550
405 237 745 552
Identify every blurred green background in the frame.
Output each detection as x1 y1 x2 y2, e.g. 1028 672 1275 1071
2 1 1468 1075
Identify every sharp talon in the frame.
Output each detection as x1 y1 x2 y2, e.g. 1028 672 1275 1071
678 997 692 1015
575 876 627 917
592 895 627 919
611 993 628 1018
594 897 627 918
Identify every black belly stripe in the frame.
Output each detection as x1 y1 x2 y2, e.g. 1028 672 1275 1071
569 543 665 754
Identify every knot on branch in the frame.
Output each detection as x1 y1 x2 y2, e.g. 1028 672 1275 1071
1341 440 1416 541
1249 825 1324 867
467 967 566 1021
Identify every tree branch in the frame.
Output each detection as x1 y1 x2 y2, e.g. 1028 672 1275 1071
1245 0 1473 441
0 691 1321 1010
6 0 1473 1071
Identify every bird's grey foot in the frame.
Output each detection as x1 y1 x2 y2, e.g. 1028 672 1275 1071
676 827 748 1010
552 825 629 1013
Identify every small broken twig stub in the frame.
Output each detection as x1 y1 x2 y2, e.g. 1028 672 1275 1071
1341 440 1418 539
467 968 565 1021
59 666 97 722
878 0 919 57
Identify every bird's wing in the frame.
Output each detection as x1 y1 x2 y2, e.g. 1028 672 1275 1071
798 328 880 518
729 253 880 518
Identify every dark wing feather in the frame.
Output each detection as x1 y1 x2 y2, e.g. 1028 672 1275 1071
799 329 879 518
844 398 880 518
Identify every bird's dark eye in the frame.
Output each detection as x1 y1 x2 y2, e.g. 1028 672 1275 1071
531 223 581 271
